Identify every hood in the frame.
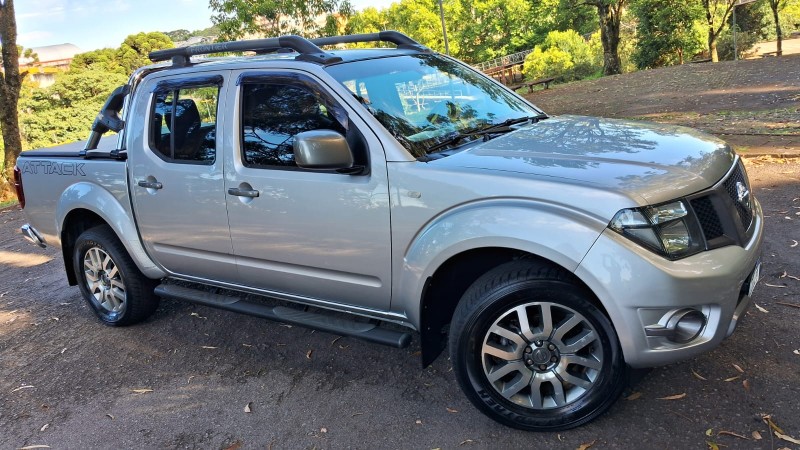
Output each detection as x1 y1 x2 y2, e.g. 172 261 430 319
432 115 736 205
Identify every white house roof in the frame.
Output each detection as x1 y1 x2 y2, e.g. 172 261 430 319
21 43 82 65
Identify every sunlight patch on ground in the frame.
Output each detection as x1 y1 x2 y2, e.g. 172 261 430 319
0 250 52 268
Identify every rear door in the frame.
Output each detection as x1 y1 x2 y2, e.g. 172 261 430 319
223 69 393 310
128 71 238 283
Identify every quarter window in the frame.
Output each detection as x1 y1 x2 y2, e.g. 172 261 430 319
241 83 346 168
150 85 219 164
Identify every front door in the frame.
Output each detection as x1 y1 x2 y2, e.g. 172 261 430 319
129 71 238 283
224 70 392 310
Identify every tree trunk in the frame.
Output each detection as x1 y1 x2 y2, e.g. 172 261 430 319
596 2 623 75
0 0 24 188
771 2 783 56
709 34 719 62
1 105 22 180
705 6 719 62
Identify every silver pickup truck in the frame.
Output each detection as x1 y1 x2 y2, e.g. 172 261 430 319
14 31 763 431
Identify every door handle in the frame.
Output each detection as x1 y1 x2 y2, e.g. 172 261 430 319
138 180 163 190
228 187 260 198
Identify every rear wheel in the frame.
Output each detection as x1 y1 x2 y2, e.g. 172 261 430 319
73 225 159 326
449 261 627 431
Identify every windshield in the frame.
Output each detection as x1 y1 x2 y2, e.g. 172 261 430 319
325 54 543 158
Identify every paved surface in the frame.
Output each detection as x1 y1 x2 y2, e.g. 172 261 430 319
529 54 800 157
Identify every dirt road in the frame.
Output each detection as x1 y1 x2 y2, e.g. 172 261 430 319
1 158 798 449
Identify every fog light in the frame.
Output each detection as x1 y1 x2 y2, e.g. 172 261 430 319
644 308 707 343
668 309 706 343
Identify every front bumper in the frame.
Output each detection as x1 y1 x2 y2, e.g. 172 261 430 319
575 199 764 368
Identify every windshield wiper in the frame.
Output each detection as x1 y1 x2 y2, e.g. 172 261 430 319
426 113 548 154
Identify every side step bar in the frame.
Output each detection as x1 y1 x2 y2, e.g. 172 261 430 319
154 284 412 349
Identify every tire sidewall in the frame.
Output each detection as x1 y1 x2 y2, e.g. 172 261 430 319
73 230 131 325
453 277 625 431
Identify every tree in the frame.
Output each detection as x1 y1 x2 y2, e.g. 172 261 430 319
19 69 128 150
585 0 626 75
452 0 533 62
116 32 174 75
767 0 789 55
522 29 601 81
632 0 704 68
209 0 354 40
702 0 736 61
0 0 25 190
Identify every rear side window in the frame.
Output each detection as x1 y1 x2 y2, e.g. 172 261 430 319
241 83 346 168
150 85 219 164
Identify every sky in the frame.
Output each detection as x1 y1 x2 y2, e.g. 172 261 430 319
16 0 391 53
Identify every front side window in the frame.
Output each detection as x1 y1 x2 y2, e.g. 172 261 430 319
241 82 346 168
326 54 542 158
150 85 219 164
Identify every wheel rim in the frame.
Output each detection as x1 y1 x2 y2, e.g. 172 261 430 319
83 246 126 314
481 301 604 410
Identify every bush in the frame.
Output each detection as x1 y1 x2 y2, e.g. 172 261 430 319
717 30 760 60
522 29 600 82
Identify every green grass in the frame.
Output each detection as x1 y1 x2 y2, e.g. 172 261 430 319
0 199 18 209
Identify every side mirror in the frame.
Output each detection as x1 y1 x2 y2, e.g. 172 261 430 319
293 130 354 170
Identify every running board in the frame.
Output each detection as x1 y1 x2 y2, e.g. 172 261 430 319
154 284 412 348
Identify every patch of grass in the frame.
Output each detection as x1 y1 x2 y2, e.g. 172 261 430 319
0 199 18 209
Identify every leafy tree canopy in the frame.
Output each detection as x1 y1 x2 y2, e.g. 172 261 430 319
209 0 354 40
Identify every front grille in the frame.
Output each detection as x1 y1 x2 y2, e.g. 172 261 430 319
722 161 754 230
687 159 755 249
691 196 723 240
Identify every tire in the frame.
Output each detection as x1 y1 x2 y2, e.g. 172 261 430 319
449 260 627 431
73 225 159 326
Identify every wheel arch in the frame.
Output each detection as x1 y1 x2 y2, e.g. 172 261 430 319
418 246 609 367
56 183 166 284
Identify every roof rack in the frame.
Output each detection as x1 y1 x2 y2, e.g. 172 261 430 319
148 30 429 67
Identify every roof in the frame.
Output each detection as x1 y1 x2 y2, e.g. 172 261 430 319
21 43 82 65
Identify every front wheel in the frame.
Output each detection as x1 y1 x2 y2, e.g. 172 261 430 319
73 225 159 326
449 261 627 431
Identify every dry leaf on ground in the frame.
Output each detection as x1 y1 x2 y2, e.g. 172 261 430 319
743 379 751 391
658 393 687 400
200 346 218 349
446 407 458 413
723 376 741 382
774 431 800 445
625 392 642 400
692 369 707 380
306 350 313 359
732 364 744 373
459 439 474 446
18 446 50 449
244 402 252 413
752 431 762 440
11 385 34 393
717 430 749 440
755 303 769 313
131 388 153 394
576 440 596 450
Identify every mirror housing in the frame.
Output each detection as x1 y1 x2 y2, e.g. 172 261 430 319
293 130 354 170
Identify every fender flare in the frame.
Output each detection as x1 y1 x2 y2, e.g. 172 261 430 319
393 199 607 328
56 181 166 279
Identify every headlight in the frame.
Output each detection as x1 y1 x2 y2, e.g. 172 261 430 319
610 200 704 259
